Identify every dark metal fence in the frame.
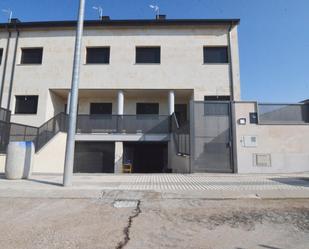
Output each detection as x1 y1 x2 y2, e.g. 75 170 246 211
36 113 68 151
76 114 170 134
0 121 10 153
258 103 309 124
0 107 11 122
171 113 190 155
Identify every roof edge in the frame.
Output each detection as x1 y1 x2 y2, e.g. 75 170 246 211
0 18 240 30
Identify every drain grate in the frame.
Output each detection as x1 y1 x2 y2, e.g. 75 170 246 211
113 199 139 208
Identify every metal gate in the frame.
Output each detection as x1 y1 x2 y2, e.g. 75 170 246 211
191 101 233 173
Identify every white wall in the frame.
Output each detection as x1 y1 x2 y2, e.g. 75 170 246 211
32 132 67 173
234 102 309 173
0 154 6 173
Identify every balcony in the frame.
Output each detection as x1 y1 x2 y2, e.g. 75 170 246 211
76 114 170 134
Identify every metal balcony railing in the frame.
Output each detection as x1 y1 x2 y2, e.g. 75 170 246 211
76 114 170 134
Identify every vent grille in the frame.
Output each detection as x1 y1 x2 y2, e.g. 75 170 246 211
254 154 271 167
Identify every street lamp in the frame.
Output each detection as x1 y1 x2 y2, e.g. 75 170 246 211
63 0 86 187
93 6 103 20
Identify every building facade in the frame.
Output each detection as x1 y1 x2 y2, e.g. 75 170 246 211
0 17 241 174
0 17 308 175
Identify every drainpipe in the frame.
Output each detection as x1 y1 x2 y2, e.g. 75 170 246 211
227 23 235 101
0 28 11 108
6 27 19 110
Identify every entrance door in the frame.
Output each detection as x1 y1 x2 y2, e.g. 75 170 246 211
74 142 115 173
192 102 233 173
123 142 168 173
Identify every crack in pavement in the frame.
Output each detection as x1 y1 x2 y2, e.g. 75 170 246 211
116 200 141 249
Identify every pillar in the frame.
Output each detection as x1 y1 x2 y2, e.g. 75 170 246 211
168 90 175 115
117 90 124 115
114 142 123 173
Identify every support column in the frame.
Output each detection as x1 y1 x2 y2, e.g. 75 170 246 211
114 142 123 173
168 90 175 115
117 90 124 115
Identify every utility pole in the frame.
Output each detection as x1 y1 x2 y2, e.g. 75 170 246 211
63 0 86 187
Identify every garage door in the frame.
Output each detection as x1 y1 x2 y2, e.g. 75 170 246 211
74 142 115 173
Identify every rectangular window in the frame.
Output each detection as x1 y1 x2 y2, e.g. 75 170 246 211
204 96 231 101
0 49 3 65
136 47 160 64
21 48 43 64
136 103 159 115
15 96 38 114
86 47 110 64
90 103 112 115
203 47 228 63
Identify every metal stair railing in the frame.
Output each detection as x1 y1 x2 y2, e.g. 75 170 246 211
8 112 68 153
171 113 190 156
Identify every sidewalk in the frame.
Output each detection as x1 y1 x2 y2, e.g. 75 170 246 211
0 173 309 199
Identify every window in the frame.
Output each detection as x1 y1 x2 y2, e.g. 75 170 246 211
203 47 228 63
90 103 112 115
204 96 231 101
0 49 3 65
86 47 110 64
136 103 159 115
15 96 38 114
21 48 43 64
136 47 160 64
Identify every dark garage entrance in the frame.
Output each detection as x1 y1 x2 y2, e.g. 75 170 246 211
123 142 168 173
74 142 115 173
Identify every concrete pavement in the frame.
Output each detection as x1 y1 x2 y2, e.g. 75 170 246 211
0 173 309 199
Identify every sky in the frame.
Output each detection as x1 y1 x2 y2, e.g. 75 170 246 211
0 0 308 102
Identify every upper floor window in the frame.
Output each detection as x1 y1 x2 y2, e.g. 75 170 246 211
90 103 112 114
203 46 228 64
136 47 160 64
136 103 159 115
0 49 3 65
21 48 43 64
15 95 38 114
86 47 110 64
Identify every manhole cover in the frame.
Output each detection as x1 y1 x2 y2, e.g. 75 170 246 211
113 200 138 208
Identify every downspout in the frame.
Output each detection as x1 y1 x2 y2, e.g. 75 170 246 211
227 22 238 173
0 28 11 108
227 23 235 101
6 27 19 110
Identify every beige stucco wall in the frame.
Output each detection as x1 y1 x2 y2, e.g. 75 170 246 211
168 140 190 173
234 102 309 173
32 132 67 173
0 24 240 126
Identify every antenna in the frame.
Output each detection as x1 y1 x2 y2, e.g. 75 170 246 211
2 9 12 23
149 4 160 15
92 6 103 20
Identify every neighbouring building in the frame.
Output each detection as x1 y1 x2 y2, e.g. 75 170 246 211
0 16 308 174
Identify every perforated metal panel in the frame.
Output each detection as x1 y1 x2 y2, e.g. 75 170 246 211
191 101 233 173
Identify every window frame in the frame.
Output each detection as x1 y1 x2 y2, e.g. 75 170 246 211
136 103 160 115
90 103 113 115
0 48 3 65
20 47 43 65
86 46 110 64
135 46 161 64
203 46 229 64
14 95 39 115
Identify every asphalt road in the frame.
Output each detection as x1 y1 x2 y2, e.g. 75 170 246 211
0 196 308 249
